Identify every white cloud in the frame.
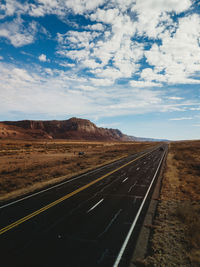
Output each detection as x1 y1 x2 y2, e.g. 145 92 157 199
53 1 200 86
29 0 62 17
90 78 114 86
13 0 196 86
56 31 103 69
12 67 35 82
57 7 142 83
0 0 30 19
191 107 200 111
133 0 191 14
58 62 75 68
109 0 133 12
79 85 97 91
2 0 191 20
65 0 105 14
169 117 193 121
85 23 105 31
0 62 94 116
132 0 192 38
168 96 184 100
58 49 90 62
0 62 162 118
1 61 199 121
1 0 106 20
82 59 102 69
29 4 47 17
44 68 54 75
104 88 163 116
144 14 200 84
95 67 124 80
140 68 166 83
39 54 48 62
58 7 141 81
57 30 100 49
0 17 37 47
28 0 105 17
130 80 162 87
90 8 120 24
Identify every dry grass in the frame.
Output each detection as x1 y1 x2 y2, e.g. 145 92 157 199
0 139 155 202
146 141 200 267
162 141 200 201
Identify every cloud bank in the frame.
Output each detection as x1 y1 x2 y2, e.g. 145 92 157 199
0 0 200 126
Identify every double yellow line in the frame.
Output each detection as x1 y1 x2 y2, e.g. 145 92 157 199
0 151 150 236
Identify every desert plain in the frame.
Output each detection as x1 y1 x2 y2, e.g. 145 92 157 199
0 139 155 202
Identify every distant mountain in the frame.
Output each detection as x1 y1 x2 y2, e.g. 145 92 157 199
128 136 169 142
0 117 132 141
0 117 169 142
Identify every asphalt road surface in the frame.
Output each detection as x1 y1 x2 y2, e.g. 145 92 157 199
0 145 167 267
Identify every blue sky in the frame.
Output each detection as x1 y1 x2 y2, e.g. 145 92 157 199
0 0 200 140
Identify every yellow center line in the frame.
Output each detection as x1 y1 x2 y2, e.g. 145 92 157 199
0 150 151 236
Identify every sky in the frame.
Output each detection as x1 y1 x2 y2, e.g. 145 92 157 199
0 0 200 140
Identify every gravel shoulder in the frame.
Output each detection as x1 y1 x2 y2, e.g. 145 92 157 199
144 141 200 267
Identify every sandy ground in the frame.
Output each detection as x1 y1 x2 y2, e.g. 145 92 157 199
145 141 200 267
0 139 155 202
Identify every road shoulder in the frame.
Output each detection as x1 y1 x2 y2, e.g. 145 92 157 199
129 147 168 266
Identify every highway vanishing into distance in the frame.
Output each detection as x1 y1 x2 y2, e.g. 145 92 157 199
0 144 167 267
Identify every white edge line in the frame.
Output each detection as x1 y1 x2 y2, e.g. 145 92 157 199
122 177 128 183
0 146 160 210
87 198 104 213
98 209 122 237
113 149 166 267
128 181 137 193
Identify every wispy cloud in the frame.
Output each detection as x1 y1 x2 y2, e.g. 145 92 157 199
130 80 162 88
169 117 193 121
168 97 184 100
0 60 199 120
190 107 200 111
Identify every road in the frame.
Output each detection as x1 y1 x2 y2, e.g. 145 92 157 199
0 145 167 267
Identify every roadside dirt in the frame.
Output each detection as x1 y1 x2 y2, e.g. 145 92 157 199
144 141 200 267
0 139 155 202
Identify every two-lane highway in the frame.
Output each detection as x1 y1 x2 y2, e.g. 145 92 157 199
0 145 167 267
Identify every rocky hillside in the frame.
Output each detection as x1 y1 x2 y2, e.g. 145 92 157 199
0 117 132 141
